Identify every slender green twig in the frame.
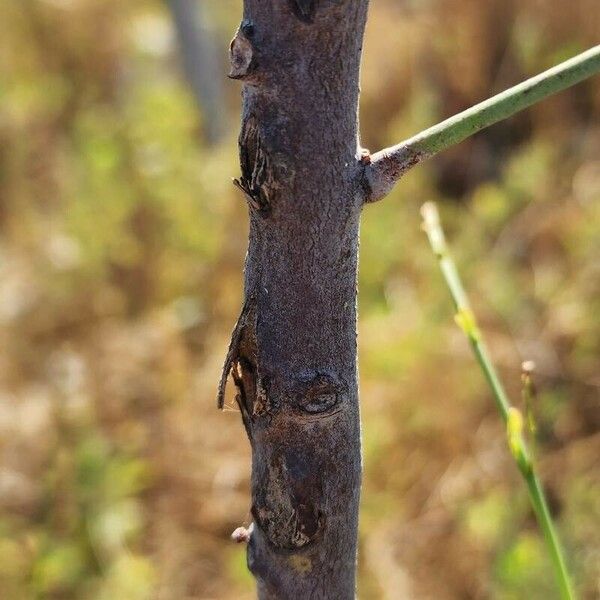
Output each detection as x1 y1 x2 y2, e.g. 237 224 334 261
421 202 575 600
396 46 599 157
366 45 600 201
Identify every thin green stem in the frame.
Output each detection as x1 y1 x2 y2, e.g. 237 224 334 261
421 202 576 600
366 46 600 202
526 473 575 600
402 45 599 156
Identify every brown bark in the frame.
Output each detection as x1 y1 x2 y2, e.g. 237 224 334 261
219 1 370 597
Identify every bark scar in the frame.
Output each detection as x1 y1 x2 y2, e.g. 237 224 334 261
293 372 343 416
252 451 323 551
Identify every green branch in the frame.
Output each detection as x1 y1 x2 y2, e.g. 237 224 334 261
366 45 600 202
421 202 576 600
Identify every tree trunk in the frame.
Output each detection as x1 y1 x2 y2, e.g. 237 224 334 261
216 10 600 593
219 1 369 598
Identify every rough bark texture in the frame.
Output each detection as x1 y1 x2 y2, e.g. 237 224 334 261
220 1 369 598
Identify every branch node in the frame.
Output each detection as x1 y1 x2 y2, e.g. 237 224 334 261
363 145 426 203
364 45 600 203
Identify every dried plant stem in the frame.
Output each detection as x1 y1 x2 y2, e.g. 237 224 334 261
421 202 575 600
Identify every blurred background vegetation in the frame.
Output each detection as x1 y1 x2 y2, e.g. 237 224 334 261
0 0 599 598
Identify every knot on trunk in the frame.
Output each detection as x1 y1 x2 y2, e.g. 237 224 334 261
293 372 343 416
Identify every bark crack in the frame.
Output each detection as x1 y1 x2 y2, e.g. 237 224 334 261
233 115 272 216
288 0 318 23
217 297 269 425
217 297 252 410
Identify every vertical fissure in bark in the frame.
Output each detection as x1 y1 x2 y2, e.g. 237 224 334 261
288 0 318 23
233 114 273 215
220 1 369 598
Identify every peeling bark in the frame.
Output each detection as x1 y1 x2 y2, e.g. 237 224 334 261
220 1 369 597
